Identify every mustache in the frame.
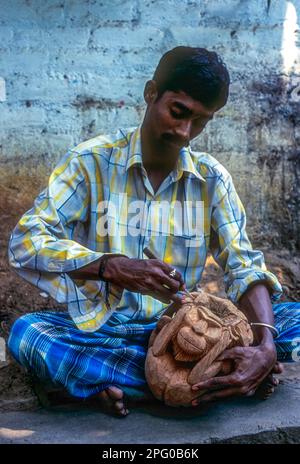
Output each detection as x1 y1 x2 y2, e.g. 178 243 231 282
161 133 189 147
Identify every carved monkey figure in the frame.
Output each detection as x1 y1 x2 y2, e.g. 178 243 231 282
145 292 253 407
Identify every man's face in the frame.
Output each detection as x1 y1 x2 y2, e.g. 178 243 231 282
143 84 226 155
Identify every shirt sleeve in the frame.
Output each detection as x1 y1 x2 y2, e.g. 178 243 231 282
209 173 283 304
8 151 124 329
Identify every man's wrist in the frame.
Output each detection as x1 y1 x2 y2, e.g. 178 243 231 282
253 327 276 356
258 340 277 365
100 255 129 282
251 324 276 346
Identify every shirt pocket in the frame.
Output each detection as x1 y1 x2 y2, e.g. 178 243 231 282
166 233 207 270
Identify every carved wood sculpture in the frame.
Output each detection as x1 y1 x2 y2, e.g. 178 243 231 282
145 291 253 407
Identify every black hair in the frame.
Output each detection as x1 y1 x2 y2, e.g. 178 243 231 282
152 46 230 108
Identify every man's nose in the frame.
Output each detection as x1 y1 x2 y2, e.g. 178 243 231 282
174 120 192 142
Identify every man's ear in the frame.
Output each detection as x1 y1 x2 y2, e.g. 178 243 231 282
144 80 158 104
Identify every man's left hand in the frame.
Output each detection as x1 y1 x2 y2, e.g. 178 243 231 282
191 343 277 406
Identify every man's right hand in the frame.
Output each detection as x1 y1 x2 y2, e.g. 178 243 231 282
103 256 184 304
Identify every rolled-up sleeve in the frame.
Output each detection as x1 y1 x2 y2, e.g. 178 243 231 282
210 173 282 303
8 151 123 331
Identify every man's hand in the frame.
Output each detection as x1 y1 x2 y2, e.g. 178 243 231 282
190 283 282 406
191 343 277 405
103 256 185 304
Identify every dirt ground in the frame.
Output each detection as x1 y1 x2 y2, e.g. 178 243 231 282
0 185 300 411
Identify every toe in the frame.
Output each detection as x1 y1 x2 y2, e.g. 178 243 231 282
272 362 284 375
98 390 110 402
272 377 280 387
115 399 125 411
107 387 129 417
114 400 129 416
254 373 280 400
267 386 275 394
106 386 124 401
266 374 280 387
263 387 275 400
97 388 129 417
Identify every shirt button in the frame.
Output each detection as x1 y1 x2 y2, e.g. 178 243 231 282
48 261 56 271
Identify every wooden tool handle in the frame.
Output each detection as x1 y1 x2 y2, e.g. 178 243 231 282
143 247 158 260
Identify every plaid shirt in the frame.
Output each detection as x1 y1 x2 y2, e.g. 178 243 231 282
8 126 282 332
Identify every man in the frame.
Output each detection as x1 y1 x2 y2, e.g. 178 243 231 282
8 47 300 417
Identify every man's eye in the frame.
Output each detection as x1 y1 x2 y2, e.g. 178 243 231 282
170 109 182 119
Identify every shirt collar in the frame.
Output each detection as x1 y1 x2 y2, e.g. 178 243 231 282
125 126 143 172
125 125 205 183
175 145 205 182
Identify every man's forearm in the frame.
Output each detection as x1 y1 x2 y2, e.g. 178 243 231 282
237 282 276 347
67 254 128 280
67 257 103 280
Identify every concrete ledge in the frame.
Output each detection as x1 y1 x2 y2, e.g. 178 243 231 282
0 379 300 444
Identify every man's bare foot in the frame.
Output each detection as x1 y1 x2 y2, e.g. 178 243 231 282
97 386 129 417
254 362 284 400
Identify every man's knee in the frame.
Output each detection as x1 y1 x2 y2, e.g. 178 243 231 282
7 312 44 361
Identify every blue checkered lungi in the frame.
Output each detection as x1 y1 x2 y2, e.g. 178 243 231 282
7 302 300 398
